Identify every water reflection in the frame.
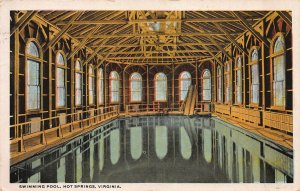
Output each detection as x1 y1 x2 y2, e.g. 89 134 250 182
10 116 293 183
110 129 120 165
130 126 142 160
155 125 168 160
180 127 192 160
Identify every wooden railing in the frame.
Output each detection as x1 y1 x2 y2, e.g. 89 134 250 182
125 103 184 114
214 103 293 133
10 106 119 153
194 102 213 113
215 104 231 116
231 106 261 125
264 111 293 133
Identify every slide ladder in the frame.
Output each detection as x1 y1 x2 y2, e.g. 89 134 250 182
183 85 197 115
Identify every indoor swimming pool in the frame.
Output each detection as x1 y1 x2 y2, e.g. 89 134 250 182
10 115 293 183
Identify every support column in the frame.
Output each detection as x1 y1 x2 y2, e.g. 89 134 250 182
104 63 107 107
242 35 246 107
13 12 19 126
196 62 199 106
48 43 53 127
172 63 175 109
70 40 75 120
122 69 126 112
146 64 149 106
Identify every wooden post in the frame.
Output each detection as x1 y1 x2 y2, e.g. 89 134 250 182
261 20 266 128
172 63 175 110
70 40 75 121
242 35 246 108
146 64 149 110
13 13 19 126
48 46 53 127
123 69 126 112
195 62 199 106
211 60 217 102
104 63 108 107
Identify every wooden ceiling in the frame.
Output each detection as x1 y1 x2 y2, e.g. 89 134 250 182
37 11 270 65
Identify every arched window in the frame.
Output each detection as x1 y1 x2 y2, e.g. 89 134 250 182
75 60 83 106
88 65 95 105
202 69 211 101
110 71 119 103
97 68 104 105
235 56 242 104
26 41 41 110
155 73 167 101
224 62 231 103
250 48 259 105
217 66 222 102
130 72 142 102
56 52 66 107
272 35 286 107
179 71 191 101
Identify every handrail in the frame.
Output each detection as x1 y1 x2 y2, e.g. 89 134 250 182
10 105 120 153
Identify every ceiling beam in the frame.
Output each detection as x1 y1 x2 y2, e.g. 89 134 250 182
232 11 270 47
74 32 239 38
185 22 233 60
83 24 132 66
66 10 126 60
100 49 218 55
43 11 83 51
106 55 210 59
95 37 133 67
186 36 224 66
213 23 248 56
276 11 292 27
90 42 226 48
67 25 101 60
56 17 262 25
10 11 38 36
51 11 78 24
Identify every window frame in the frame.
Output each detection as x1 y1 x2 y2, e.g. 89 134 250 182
109 71 120 104
217 65 223 103
249 46 260 107
154 72 168 102
97 68 104 105
234 56 243 105
88 65 96 106
202 69 211 102
75 59 83 107
55 51 67 109
25 39 43 112
224 61 231 104
178 71 192 102
270 32 286 111
129 72 143 103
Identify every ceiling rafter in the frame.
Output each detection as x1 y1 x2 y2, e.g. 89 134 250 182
11 11 38 36
232 11 270 47
276 11 292 27
185 22 233 60
74 32 237 39
35 11 274 65
67 11 125 60
83 24 132 66
213 23 248 56
43 11 83 51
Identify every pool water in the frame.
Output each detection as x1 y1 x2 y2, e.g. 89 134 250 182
10 115 293 183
